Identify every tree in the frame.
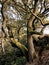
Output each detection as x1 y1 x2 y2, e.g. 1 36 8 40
0 0 49 64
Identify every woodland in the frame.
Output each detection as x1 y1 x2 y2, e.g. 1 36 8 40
0 0 49 65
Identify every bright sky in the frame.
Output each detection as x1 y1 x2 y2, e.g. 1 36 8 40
6 6 22 20
43 25 49 35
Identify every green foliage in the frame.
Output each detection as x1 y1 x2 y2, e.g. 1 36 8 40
16 57 27 65
0 48 27 65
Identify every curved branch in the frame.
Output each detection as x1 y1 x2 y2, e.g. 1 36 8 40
11 38 28 51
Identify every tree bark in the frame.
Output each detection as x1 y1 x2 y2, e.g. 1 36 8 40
27 0 41 62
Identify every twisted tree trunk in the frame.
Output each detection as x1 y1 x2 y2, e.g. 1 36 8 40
27 0 42 62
